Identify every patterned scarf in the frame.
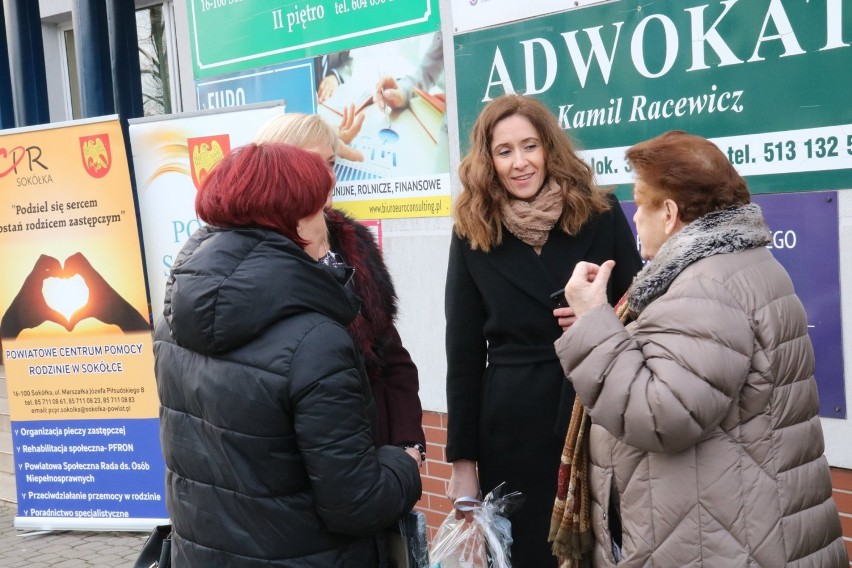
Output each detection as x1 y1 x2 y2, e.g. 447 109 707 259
499 180 563 254
549 294 631 567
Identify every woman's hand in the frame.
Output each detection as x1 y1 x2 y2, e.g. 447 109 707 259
1 255 68 337
338 103 364 144
336 143 364 162
64 252 150 332
447 460 480 522
553 306 577 331
564 260 615 319
317 75 340 103
373 76 406 110
404 447 422 466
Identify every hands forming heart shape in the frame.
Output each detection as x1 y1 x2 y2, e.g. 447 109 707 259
0 254 151 338
42 274 90 323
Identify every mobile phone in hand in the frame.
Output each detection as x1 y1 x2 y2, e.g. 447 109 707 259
550 289 569 308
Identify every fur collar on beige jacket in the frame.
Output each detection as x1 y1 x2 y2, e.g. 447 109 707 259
555 204 847 567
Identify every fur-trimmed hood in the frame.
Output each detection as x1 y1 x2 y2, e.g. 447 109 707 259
325 208 397 377
628 203 770 315
326 208 424 448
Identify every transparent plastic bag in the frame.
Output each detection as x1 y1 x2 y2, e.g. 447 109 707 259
430 483 525 568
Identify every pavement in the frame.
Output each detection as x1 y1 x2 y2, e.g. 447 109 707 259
0 502 149 567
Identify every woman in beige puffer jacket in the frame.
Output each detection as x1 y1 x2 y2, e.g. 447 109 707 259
555 131 847 567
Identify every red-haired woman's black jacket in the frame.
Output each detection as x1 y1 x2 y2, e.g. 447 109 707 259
154 226 421 567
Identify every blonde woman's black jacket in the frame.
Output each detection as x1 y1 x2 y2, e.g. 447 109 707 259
326 208 425 449
154 226 421 567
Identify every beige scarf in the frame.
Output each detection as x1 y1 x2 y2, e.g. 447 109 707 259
499 180 563 254
550 294 632 567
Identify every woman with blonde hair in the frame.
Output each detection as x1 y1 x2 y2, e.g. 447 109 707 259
444 94 642 566
254 114 426 464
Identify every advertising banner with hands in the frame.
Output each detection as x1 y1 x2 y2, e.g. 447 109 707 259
0 117 167 531
316 32 452 219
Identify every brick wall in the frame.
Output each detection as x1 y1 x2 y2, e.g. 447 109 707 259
418 410 852 563
416 411 454 541
832 467 852 564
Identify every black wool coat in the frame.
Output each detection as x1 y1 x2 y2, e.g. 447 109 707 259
444 198 642 568
154 226 421 567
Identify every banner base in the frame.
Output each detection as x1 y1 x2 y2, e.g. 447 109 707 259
14 516 170 532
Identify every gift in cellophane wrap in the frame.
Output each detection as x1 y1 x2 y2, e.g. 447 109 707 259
430 483 525 568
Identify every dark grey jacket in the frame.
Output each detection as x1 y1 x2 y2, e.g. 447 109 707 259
154 226 421 567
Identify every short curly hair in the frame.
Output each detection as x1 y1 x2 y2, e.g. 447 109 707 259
626 130 750 223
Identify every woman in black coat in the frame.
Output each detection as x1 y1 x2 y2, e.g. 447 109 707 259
445 95 642 567
154 143 421 567
254 114 426 463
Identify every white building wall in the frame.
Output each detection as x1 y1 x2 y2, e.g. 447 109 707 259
824 191 852 468
382 12 458 414
171 0 196 113
40 23 67 123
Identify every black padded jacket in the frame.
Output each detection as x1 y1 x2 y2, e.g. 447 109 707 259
153 226 421 567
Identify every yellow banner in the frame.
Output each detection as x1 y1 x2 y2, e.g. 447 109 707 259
0 118 157 422
335 195 452 220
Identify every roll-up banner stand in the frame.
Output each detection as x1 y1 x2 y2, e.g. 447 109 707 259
129 102 287 322
0 116 167 531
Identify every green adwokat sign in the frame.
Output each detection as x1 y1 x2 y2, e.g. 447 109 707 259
454 0 852 195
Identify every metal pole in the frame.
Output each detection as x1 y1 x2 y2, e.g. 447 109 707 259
106 0 143 120
106 0 151 317
3 0 49 126
72 0 115 118
0 2 16 128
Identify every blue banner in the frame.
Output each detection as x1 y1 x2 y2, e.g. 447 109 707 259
195 59 316 114
13 418 166 521
620 191 844 418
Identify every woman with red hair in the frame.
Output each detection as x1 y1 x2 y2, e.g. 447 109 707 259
153 143 421 567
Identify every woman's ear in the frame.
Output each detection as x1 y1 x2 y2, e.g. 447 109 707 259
662 199 685 236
